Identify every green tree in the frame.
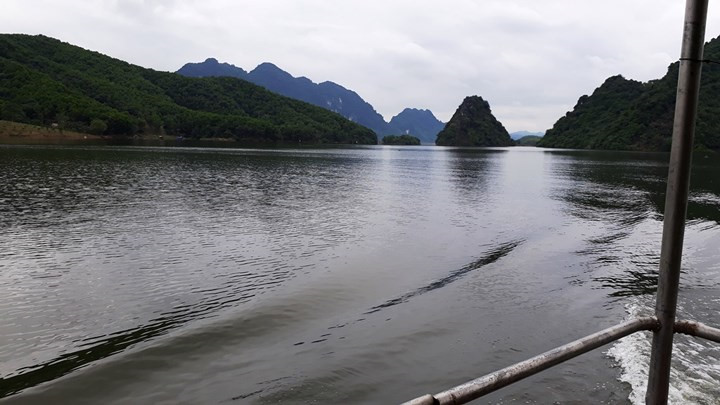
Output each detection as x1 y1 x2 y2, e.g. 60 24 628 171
89 118 107 135
382 134 421 145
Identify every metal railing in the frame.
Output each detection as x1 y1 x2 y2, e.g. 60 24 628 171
403 0 712 404
403 319 720 405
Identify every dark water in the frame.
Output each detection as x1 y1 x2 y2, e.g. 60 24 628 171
1 145 719 404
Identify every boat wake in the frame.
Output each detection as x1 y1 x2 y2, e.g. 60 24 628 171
607 296 720 404
365 239 524 314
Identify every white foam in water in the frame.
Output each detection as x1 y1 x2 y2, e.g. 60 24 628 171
607 296 720 404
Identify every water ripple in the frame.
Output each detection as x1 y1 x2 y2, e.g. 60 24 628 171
365 240 524 314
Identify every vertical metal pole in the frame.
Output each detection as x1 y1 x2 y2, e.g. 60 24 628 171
645 0 708 404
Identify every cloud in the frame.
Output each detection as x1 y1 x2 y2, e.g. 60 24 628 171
2 0 718 131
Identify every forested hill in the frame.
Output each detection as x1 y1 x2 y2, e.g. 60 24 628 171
0 35 377 144
539 35 720 151
436 96 514 146
178 58 390 135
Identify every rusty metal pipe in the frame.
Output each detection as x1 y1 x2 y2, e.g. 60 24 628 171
401 317 658 405
674 320 720 344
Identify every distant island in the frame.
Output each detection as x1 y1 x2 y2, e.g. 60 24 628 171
539 35 720 151
0 34 376 145
382 135 421 145
510 131 545 140
516 135 542 146
436 96 514 147
178 58 446 143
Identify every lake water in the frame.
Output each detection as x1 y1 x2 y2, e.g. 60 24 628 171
1 145 719 404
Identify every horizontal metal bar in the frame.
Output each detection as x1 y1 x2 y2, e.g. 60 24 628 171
403 394 437 405
402 317 658 405
675 319 720 344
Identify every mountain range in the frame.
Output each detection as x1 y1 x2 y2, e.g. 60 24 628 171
5 34 717 151
0 35 376 144
177 58 445 143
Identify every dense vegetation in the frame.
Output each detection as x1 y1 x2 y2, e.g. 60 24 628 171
0 35 377 144
382 134 421 145
516 135 542 146
539 35 720 151
435 96 514 146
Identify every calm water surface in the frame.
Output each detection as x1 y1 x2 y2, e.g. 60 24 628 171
1 145 719 404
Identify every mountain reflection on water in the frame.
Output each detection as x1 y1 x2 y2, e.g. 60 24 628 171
548 150 720 299
1 145 719 404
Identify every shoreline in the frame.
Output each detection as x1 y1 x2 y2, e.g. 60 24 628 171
0 120 242 147
0 120 351 148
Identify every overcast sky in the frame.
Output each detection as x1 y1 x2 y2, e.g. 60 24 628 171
2 0 718 132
